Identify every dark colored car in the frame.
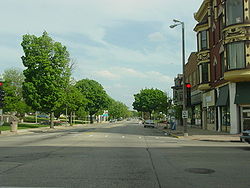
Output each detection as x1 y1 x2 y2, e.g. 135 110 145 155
37 114 49 118
240 130 250 143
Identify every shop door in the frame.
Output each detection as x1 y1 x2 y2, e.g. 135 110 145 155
241 107 250 131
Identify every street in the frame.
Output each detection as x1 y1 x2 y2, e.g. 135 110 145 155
0 120 249 188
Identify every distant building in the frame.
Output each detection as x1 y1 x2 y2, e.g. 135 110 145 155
171 74 183 106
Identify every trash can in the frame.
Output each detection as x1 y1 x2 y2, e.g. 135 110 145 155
10 121 18 132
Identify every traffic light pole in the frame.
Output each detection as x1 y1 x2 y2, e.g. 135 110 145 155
181 22 188 137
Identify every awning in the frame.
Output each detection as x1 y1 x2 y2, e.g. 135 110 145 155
235 82 250 104
216 85 229 106
191 93 202 105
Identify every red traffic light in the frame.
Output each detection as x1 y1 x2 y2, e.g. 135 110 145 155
186 83 191 88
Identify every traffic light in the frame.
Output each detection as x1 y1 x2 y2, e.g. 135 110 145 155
0 82 5 108
185 83 191 107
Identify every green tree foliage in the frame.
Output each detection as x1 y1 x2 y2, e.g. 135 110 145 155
2 68 32 118
75 79 109 123
64 85 87 125
21 31 71 128
132 88 169 118
108 98 130 119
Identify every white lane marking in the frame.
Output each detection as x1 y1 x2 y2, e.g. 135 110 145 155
139 137 142 139
122 136 125 138
105 135 108 138
89 135 93 137
155 137 159 139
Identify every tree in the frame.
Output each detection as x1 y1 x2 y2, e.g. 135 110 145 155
132 88 169 119
64 85 87 125
2 68 32 118
75 79 109 123
108 98 130 119
21 31 71 128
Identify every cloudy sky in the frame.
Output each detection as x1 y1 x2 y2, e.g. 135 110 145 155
0 0 203 109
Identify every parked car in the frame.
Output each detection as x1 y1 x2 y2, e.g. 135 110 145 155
143 120 155 128
240 130 250 144
109 119 117 123
37 114 49 118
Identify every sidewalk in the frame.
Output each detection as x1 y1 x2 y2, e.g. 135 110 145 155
0 124 87 136
157 123 241 142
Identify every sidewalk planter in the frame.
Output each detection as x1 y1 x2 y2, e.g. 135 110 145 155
10 121 18 132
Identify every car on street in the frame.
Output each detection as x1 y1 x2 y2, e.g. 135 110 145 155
143 120 155 128
240 130 250 143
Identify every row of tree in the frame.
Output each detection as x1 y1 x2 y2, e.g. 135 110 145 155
2 32 131 127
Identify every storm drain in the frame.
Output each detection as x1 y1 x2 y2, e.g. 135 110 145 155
185 168 215 174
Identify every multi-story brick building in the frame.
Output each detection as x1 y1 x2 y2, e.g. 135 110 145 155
194 0 250 134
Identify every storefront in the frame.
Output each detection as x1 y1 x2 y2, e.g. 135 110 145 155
202 90 216 131
191 91 202 127
235 82 250 132
216 85 230 132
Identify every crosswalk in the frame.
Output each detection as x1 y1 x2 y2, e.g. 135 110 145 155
73 132 175 141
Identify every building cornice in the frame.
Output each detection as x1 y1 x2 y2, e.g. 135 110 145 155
194 0 210 22
194 23 209 32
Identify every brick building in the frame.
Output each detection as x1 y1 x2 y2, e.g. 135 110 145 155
194 0 250 133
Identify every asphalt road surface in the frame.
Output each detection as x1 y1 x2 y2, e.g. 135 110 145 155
0 120 249 188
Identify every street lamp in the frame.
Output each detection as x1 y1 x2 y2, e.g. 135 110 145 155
170 19 188 137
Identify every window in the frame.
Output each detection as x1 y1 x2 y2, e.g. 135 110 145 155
198 30 208 51
221 105 230 132
199 62 209 83
220 53 225 76
201 30 207 50
226 42 245 70
226 0 243 26
207 107 215 124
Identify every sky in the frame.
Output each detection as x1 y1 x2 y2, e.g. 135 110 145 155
0 0 203 109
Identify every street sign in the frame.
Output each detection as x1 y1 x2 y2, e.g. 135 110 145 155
182 110 188 119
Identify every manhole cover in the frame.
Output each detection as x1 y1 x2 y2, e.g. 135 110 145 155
185 168 215 174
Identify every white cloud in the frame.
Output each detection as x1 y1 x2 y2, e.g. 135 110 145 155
94 70 119 80
148 32 165 42
145 71 173 83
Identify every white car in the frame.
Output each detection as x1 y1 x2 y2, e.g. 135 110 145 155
143 120 155 128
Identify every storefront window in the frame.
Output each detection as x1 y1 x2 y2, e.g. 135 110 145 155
226 0 243 26
194 105 202 126
227 42 245 70
221 105 230 132
207 107 215 124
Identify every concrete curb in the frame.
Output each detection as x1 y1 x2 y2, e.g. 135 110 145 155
158 126 241 142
